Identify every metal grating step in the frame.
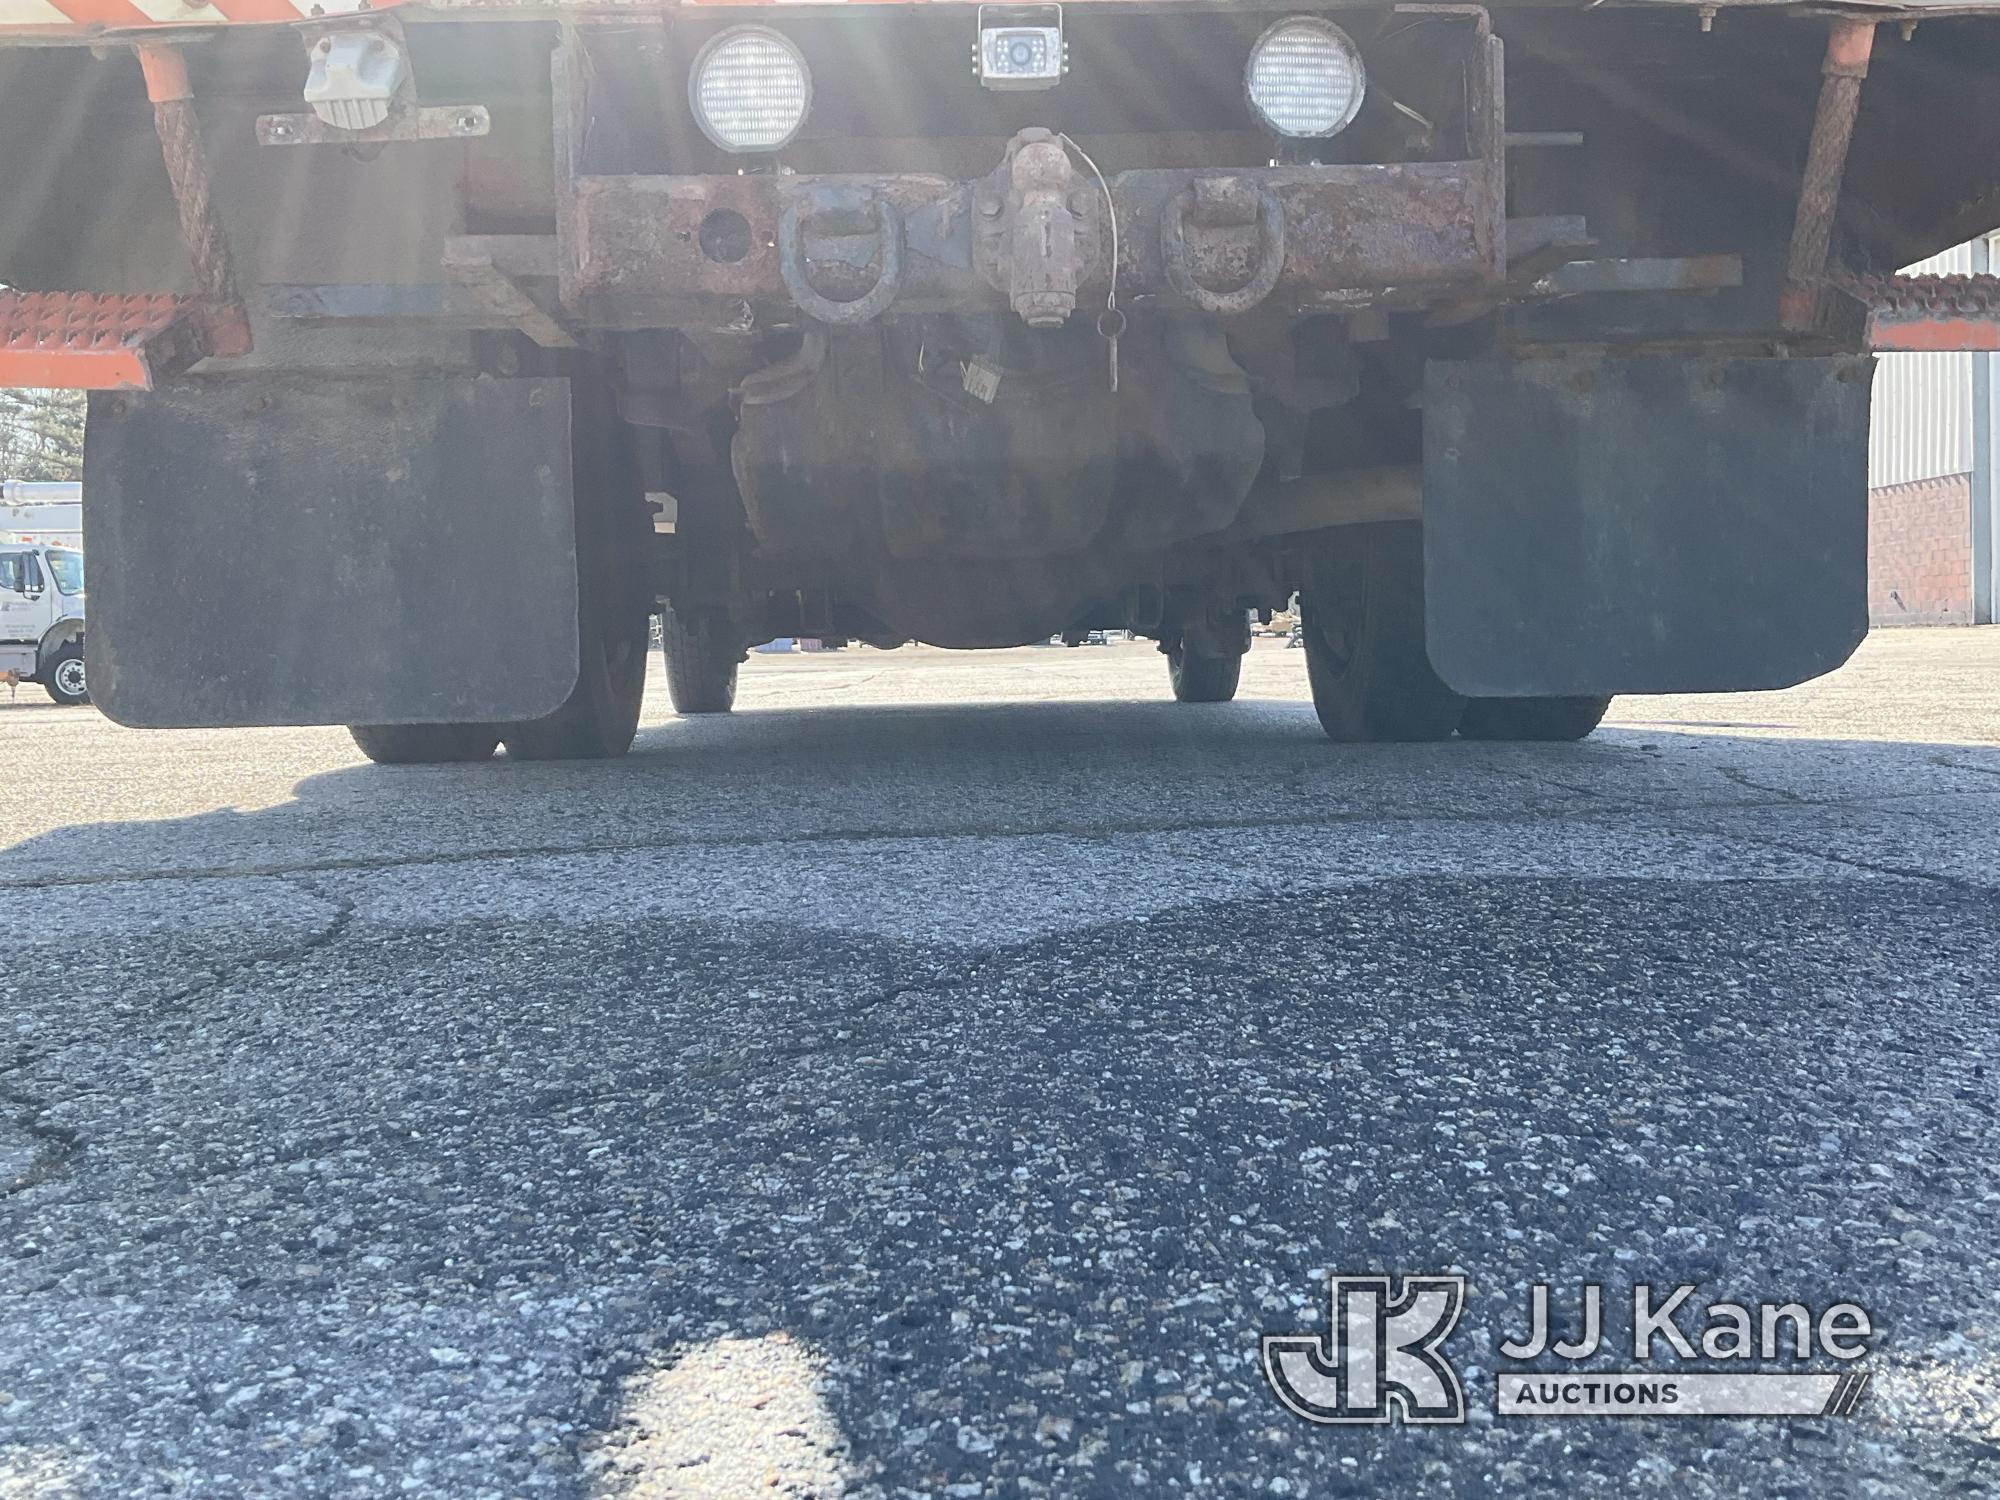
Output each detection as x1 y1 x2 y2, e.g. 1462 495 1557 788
0 291 211 391
1826 272 2000 352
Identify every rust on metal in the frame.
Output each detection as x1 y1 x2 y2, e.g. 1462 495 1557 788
1779 18 1877 331
1000 129 1081 328
776 187 909 326
552 13 1503 330
0 291 209 391
1469 25 1505 286
565 162 1498 328
566 172 949 320
137 42 253 358
1160 176 1287 316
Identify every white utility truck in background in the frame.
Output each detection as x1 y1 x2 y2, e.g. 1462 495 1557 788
1 481 87 706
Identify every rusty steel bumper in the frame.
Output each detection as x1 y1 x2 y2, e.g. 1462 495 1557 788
562 158 1503 329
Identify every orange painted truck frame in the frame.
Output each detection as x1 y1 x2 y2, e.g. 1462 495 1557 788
1 1 1997 758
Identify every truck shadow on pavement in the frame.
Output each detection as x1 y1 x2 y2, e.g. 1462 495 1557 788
4 702 2000 1495
10 695 2000 893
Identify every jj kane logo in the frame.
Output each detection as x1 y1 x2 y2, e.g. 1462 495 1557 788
1263 1276 1875 1425
1261 1274 1468 1424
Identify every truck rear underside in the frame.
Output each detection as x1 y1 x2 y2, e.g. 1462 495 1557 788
1 0 1996 750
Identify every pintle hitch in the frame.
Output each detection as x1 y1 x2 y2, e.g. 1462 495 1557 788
987 128 1081 328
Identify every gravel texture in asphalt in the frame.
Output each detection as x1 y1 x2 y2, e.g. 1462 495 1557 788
3 630 1998 1498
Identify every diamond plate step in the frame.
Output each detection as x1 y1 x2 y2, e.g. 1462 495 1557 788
0 292 211 391
1826 272 2000 352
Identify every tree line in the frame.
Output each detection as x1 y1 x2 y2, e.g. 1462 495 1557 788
0 388 86 482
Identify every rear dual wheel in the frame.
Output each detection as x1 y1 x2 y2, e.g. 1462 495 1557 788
348 602 649 766
1168 643 1242 703
1459 695 1610 742
661 608 739 715
349 597 649 764
1301 524 1463 742
502 371 651 761
1167 612 1251 704
499 603 649 761
1300 522 1609 744
349 723 500 764
350 372 651 766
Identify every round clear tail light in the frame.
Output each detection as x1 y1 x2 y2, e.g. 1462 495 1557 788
1246 17 1366 140
690 26 812 154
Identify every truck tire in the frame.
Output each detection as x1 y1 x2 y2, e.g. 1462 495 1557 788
349 723 500 764
1167 636 1243 703
502 373 650 761
42 641 88 706
661 609 738 715
1301 522 1463 743
502 597 648 760
1460 695 1612 742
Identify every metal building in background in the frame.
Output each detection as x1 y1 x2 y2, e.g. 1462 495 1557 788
1868 238 1998 625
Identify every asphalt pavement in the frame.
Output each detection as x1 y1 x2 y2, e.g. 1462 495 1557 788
3 631 1998 1498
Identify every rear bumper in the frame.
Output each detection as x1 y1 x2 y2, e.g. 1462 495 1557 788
564 158 1505 328
551 9 1504 330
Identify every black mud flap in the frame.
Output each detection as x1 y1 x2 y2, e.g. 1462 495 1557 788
84 377 579 727
1422 355 1871 697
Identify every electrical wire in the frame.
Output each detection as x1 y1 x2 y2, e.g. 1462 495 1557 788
1058 132 1125 388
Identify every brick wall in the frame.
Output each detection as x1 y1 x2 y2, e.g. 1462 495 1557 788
1869 472 1973 625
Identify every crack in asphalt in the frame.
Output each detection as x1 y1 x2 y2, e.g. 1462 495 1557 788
2 882 357 1196
149 876 357 1016
1719 827 2000 898
1717 765 1812 803
0 1048 78 1196
7 784 2000 895
1929 755 2000 780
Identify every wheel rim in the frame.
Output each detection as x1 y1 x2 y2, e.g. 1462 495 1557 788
54 657 85 697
